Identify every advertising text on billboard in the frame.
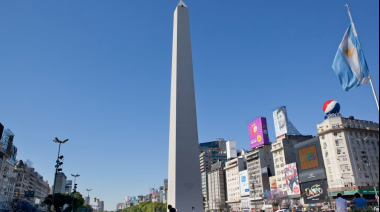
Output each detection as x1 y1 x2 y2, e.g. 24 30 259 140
239 170 250 196
284 163 300 195
301 181 328 204
273 107 288 138
298 145 319 171
248 117 270 149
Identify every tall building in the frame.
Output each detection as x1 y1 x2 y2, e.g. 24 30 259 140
225 157 245 211
98 201 104 211
65 180 72 194
245 145 274 210
317 115 379 202
0 161 17 211
207 161 227 211
271 135 313 192
199 139 228 210
13 160 50 208
167 1 203 211
54 172 67 193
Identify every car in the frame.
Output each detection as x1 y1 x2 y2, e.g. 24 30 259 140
275 210 287 212
375 206 379 212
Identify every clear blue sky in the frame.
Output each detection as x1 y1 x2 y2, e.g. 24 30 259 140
0 0 378 210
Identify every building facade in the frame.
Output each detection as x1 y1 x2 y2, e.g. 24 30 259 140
208 161 227 211
199 139 228 210
0 161 17 211
271 135 313 192
317 116 379 202
245 145 274 210
225 157 245 212
54 172 67 194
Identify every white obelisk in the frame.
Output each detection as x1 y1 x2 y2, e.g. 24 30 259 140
168 1 203 212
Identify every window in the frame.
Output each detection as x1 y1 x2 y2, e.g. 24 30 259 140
323 143 327 149
337 148 342 154
336 140 340 146
334 132 338 137
325 151 329 157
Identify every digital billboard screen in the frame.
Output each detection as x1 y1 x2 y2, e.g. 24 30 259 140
298 145 319 171
273 106 288 138
248 117 270 149
301 180 328 204
239 170 250 197
284 163 300 195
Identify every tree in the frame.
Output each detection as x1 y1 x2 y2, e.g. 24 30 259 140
43 193 71 212
266 189 289 209
203 196 206 210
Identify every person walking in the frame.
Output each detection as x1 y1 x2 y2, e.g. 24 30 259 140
353 193 367 210
335 193 348 212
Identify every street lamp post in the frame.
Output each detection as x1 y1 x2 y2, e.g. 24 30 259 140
357 136 379 207
51 138 68 211
71 174 80 212
86 189 92 205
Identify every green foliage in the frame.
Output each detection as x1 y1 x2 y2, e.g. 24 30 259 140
203 196 206 210
120 201 167 212
43 192 85 212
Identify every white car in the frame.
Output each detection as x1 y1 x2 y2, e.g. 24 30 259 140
375 206 379 212
276 210 287 212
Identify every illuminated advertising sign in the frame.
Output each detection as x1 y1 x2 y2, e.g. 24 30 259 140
273 106 288 138
298 145 319 171
284 163 300 195
226 141 237 159
301 180 328 204
269 176 277 190
239 170 250 197
248 117 270 149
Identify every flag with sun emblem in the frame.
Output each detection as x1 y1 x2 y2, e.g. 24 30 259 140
332 23 370 91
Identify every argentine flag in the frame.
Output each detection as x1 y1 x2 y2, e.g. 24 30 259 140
332 23 370 91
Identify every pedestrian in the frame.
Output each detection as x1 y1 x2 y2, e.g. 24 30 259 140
168 204 177 212
353 193 367 210
335 193 348 212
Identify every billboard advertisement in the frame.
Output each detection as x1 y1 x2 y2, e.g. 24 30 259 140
284 163 300 195
248 117 270 149
269 176 277 190
226 141 237 159
298 145 319 171
239 170 250 196
273 106 288 137
152 189 158 197
301 180 328 204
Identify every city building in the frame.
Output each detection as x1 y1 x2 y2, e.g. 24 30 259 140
245 145 275 210
271 135 314 193
65 180 72 194
199 139 228 210
98 200 104 211
294 137 328 210
225 157 245 211
13 160 50 207
0 161 17 211
317 115 379 203
207 160 226 211
53 172 67 194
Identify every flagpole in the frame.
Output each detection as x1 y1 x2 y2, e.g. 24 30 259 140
345 3 380 111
